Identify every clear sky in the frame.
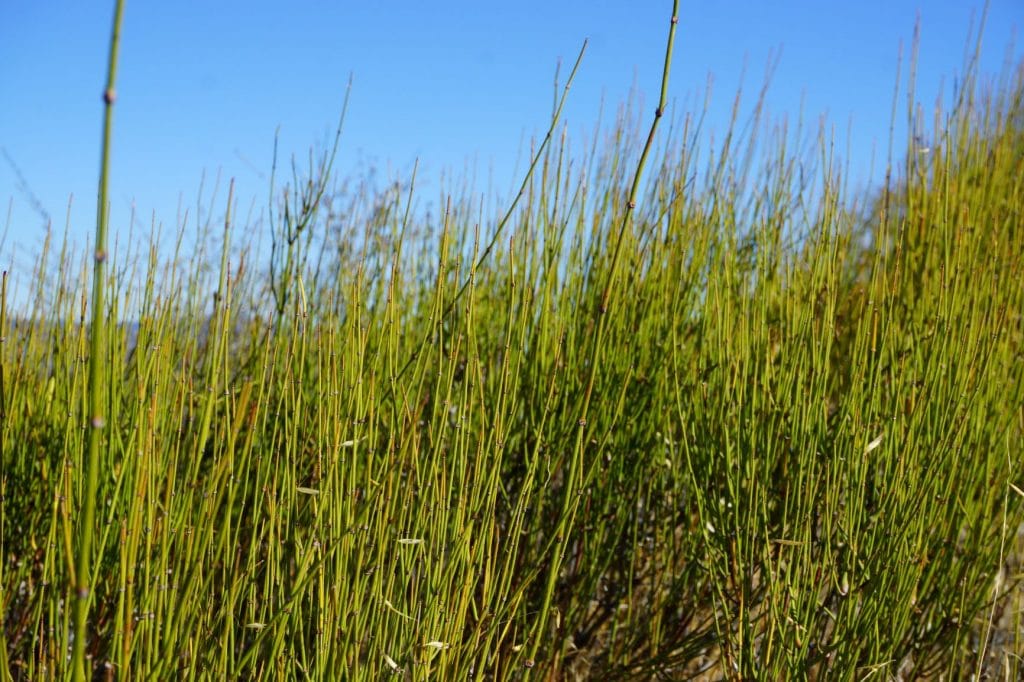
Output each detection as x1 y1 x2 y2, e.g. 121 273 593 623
2 2 1022 282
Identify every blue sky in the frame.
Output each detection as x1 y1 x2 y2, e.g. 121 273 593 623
2 1 1021 281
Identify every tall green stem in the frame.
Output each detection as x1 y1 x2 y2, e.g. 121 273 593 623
73 2 126 679
529 0 681 669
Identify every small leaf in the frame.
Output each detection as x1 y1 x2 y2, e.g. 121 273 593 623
864 432 884 454
396 538 423 545
384 598 414 621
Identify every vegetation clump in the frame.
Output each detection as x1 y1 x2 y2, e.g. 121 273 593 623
1 3 1022 679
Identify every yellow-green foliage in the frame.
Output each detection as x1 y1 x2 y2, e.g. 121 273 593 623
1 13 1022 682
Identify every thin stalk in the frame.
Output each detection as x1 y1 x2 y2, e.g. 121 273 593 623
529 0 680 667
73 1 125 679
384 42 587 397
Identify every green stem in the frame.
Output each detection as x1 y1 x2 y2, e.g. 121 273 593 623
529 0 680 669
73 2 126 679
